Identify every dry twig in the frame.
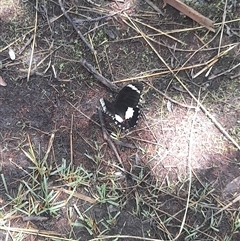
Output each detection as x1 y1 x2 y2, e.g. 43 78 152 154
98 108 124 168
66 100 101 128
27 0 38 81
58 0 96 54
79 58 119 92
208 62 240 80
147 83 196 109
145 0 164 16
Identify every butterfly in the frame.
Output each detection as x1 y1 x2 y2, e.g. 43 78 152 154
100 82 143 129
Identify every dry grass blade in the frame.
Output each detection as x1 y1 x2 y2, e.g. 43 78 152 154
90 235 165 241
42 132 55 163
50 187 96 204
0 28 35 53
147 82 196 109
113 62 217 83
208 62 240 80
0 226 65 238
66 100 101 127
172 94 201 240
132 18 185 45
218 0 228 55
27 0 38 82
193 43 238 78
70 114 73 165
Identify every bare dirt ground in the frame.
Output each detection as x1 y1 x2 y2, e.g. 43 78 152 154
0 0 240 240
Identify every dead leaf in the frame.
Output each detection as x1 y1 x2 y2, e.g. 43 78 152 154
0 76 7 86
167 100 173 112
9 47 16 60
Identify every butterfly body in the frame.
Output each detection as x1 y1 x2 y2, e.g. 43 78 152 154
100 82 143 129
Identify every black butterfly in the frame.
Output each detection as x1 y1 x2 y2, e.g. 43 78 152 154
100 82 143 129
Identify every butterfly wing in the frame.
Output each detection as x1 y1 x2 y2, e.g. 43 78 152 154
117 107 141 129
100 82 143 129
100 98 115 117
114 83 143 119
115 83 143 108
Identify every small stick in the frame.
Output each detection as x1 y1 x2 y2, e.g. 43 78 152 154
86 0 100 7
70 114 73 165
50 187 96 203
79 58 119 93
208 62 240 80
22 216 48 222
18 35 34 55
145 0 164 16
58 0 96 54
230 72 240 80
27 0 38 81
147 83 196 109
98 108 124 168
73 12 120 24
193 44 237 79
66 100 101 128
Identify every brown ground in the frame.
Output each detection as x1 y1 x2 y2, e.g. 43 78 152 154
0 0 240 240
